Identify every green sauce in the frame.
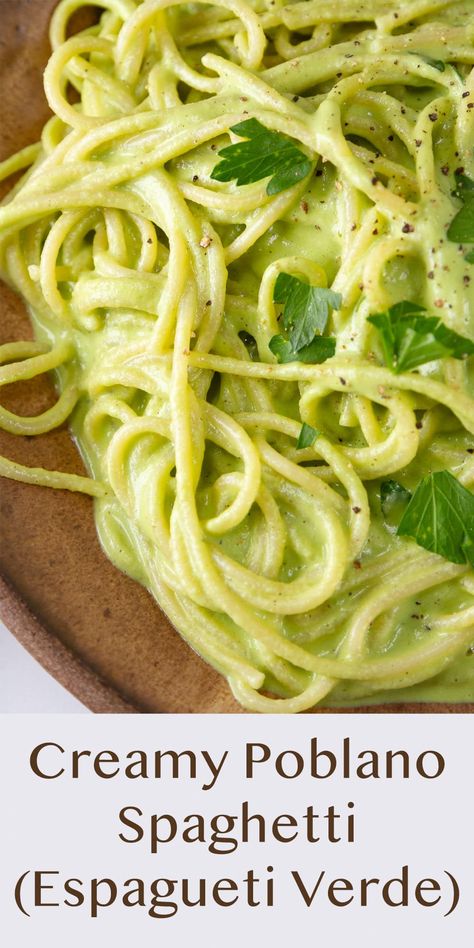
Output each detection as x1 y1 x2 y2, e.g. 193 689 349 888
1 0 474 711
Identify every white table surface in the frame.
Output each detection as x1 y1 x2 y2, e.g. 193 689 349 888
0 618 88 712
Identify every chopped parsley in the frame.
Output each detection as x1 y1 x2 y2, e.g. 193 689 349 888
210 118 312 195
447 199 474 243
397 470 474 566
368 300 474 373
269 334 336 364
269 273 340 364
273 273 341 350
408 52 445 72
380 479 412 528
452 171 474 201
448 170 474 251
296 423 319 449
381 479 412 517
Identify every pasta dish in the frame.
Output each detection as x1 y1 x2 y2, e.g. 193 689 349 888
1 0 474 712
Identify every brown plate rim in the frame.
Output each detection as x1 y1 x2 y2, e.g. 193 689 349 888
2 573 473 715
0 574 140 713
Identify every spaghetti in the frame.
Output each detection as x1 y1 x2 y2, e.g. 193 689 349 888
1 0 474 711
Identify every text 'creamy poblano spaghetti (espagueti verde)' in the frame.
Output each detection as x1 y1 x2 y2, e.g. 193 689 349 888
1 0 474 712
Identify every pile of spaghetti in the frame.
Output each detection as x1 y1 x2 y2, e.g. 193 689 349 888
1 0 474 711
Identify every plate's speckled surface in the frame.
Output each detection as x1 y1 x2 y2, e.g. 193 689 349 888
0 0 471 714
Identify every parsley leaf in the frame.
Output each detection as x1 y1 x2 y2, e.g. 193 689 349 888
452 64 465 81
210 118 312 195
397 470 474 566
368 300 474 373
269 273 340 363
448 197 474 244
448 170 474 242
297 423 319 449
447 198 474 242
269 334 336 364
273 273 341 350
380 479 412 526
408 52 445 72
452 171 474 201
465 248 474 263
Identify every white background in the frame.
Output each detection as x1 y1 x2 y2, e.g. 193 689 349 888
0 618 86 712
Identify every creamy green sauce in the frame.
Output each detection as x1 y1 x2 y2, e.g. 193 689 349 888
59 158 474 706
60 113 474 707
3 0 474 710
